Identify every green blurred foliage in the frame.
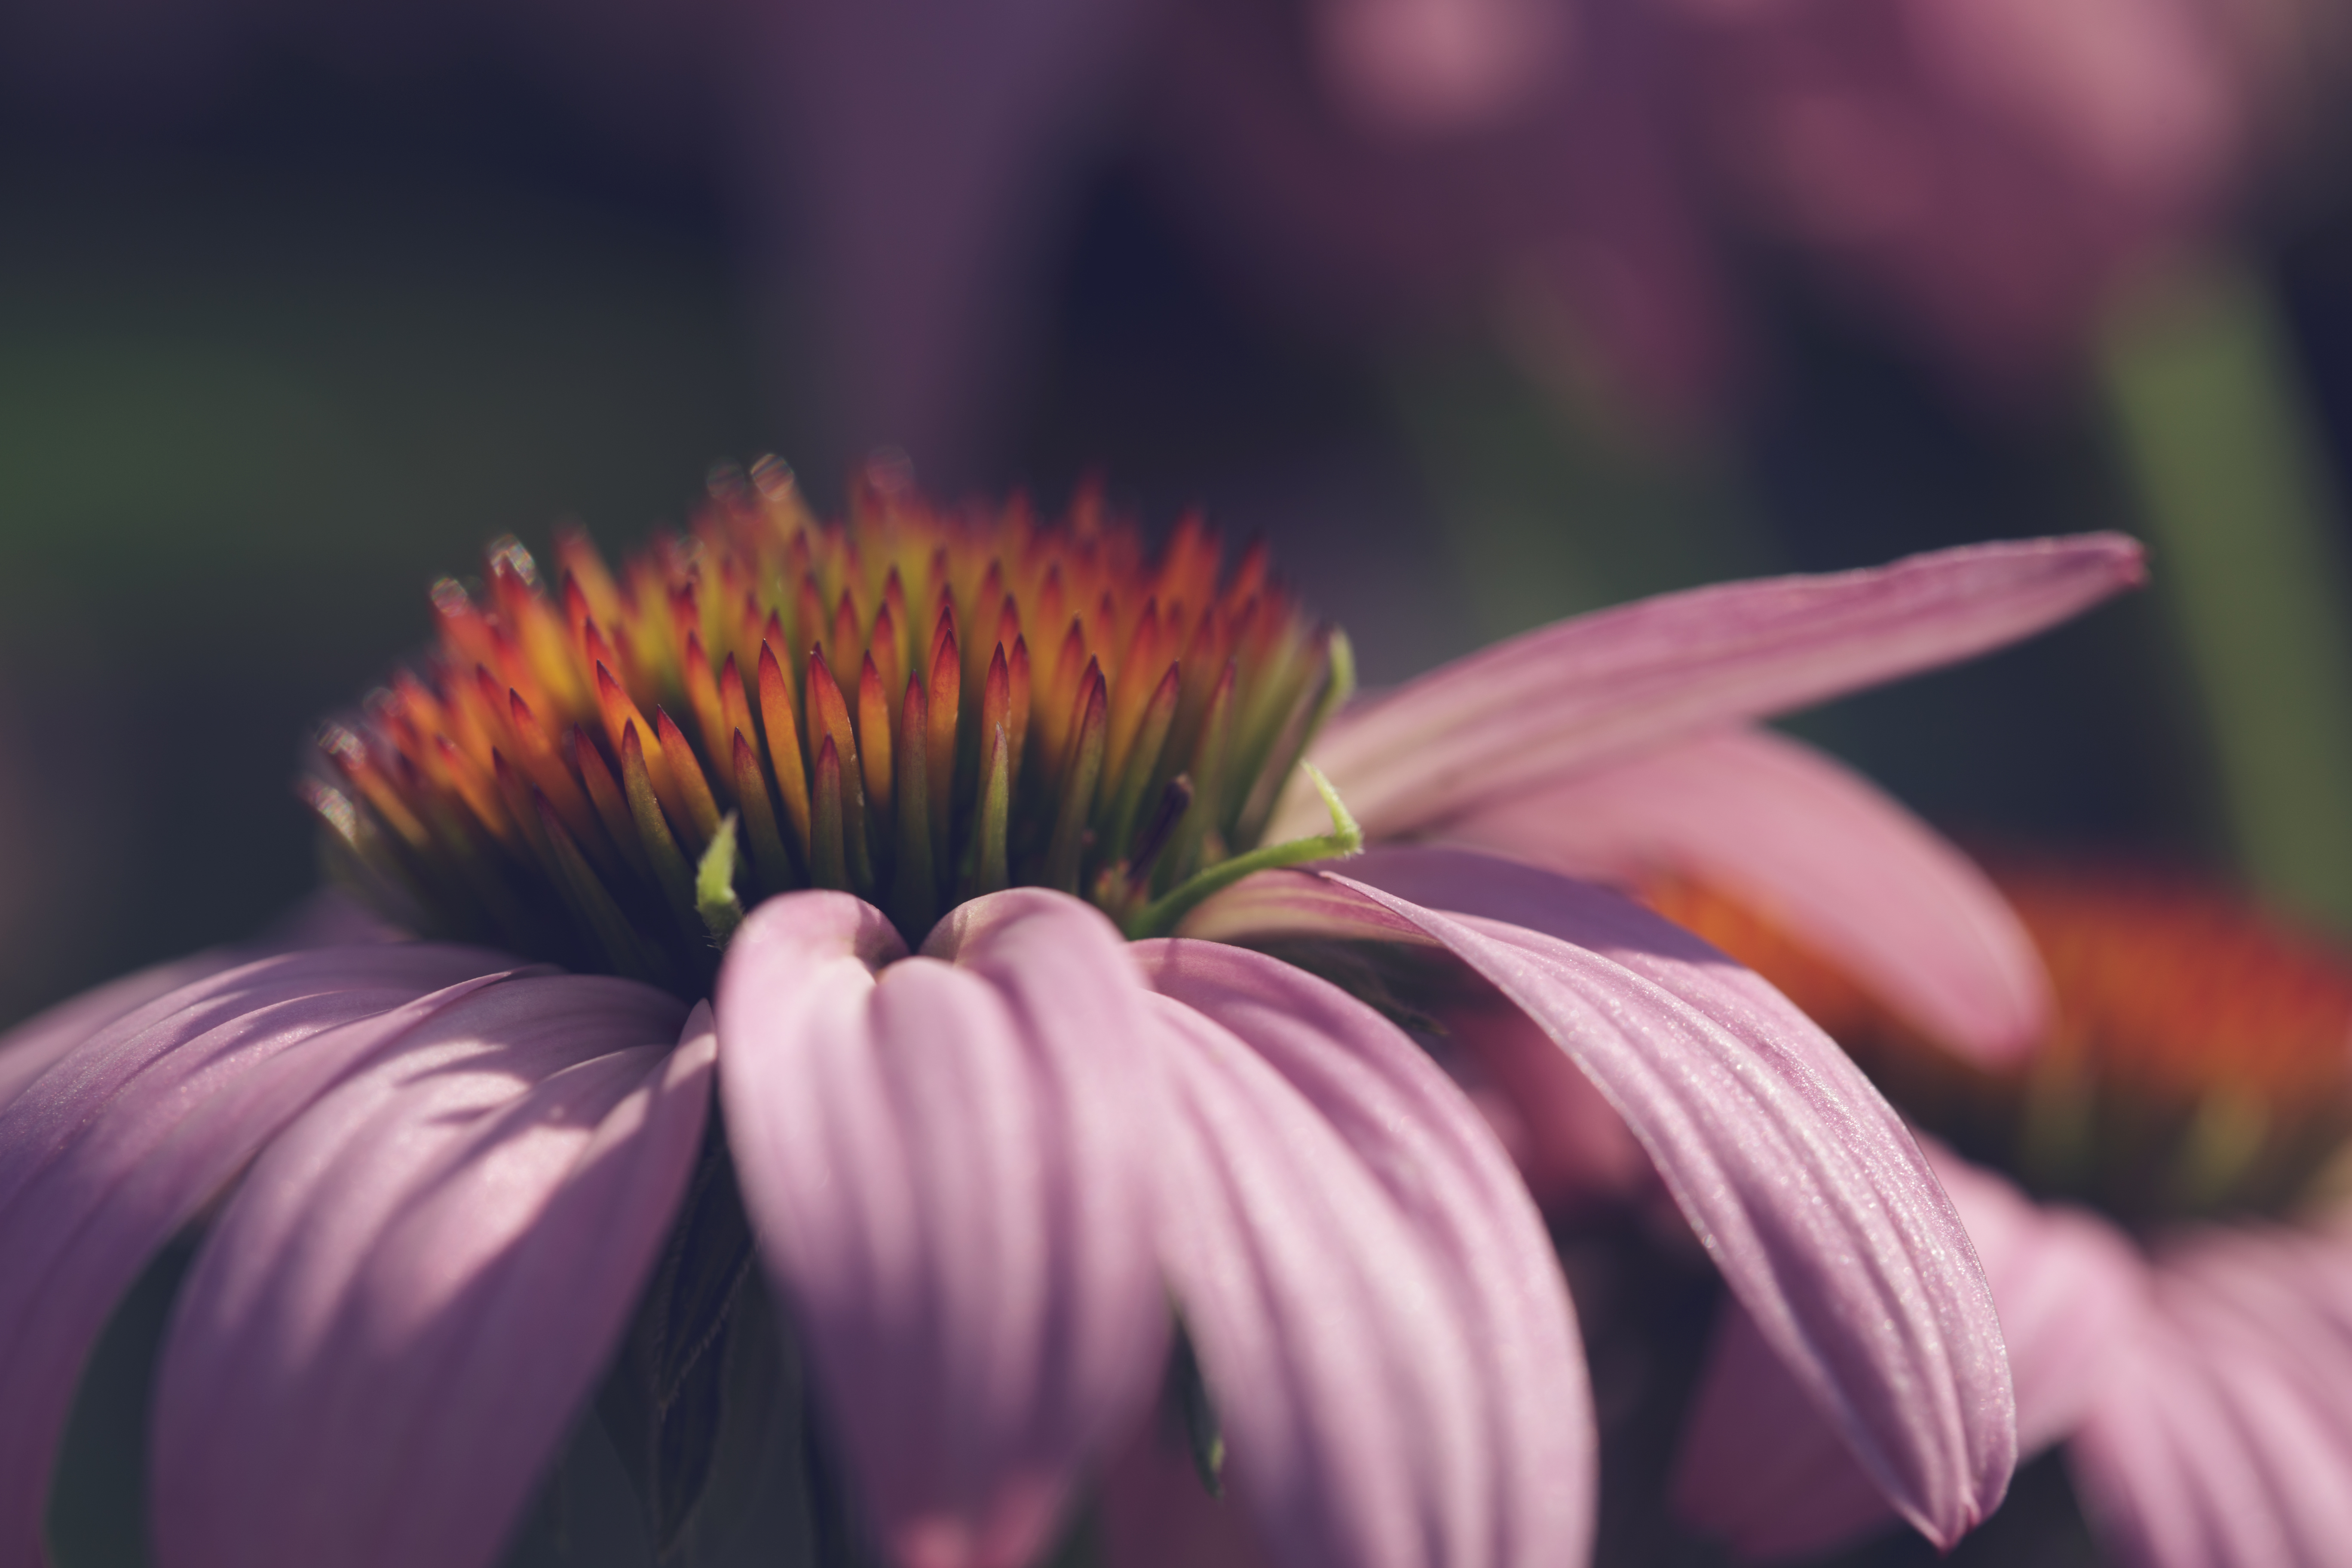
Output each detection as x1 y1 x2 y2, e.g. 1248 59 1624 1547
0 149 768 1028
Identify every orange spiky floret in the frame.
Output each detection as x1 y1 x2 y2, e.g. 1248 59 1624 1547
1645 865 2352 1225
306 457 1348 995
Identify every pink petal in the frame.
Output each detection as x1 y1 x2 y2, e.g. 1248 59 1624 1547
151 980 702 1568
1134 938 1593 1568
1673 1143 2143 1559
1929 1150 2143 1455
1176 867 1434 947
0 948 241 1112
1324 847 2015 1549
1136 994 1513 1568
0 891 399 1113
714 889 1165 1568
1674 1303 1904 1563
1284 534 2144 838
1439 995 1658 1210
2068 1302 2305 1568
0 944 526 1568
1436 726 2052 1062
2071 1229 2352 1568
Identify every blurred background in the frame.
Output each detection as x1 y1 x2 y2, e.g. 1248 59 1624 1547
3 0 2352 1039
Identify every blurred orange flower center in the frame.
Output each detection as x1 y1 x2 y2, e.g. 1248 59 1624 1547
1648 869 2352 1224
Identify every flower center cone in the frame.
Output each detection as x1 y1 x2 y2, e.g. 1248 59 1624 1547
308 456 1348 995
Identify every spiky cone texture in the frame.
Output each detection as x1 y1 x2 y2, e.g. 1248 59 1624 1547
306 459 1349 998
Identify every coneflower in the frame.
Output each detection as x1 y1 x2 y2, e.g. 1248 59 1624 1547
0 458 2136 1568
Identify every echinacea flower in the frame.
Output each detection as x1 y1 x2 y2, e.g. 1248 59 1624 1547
1657 862 2352 1567
0 457 2135 1568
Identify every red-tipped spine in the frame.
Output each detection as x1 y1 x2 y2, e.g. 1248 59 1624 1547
756 641 812 852
806 645 873 892
1164 660 1236 882
553 525 623 626
810 735 848 892
870 603 904 732
1105 599 1164 785
880 568 909 667
981 643 1012 755
968 714 1011 902
682 634 732 794
926 616 960 870
1038 618 1089 785
652 707 723 848
594 662 664 793
891 677 937 935
827 589 862 698
1043 662 1108 892
435 734 514 848
619 721 699 934
320 724 432 851
505 691 606 860
1007 636 1032 786
857 652 895 828
794 576 829 683
569 727 652 883
1102 661 1182 865
718 655 757 761
732 729 795 896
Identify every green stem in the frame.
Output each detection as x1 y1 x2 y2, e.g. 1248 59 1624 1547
2101 262 2352 931
1124 764 1361 940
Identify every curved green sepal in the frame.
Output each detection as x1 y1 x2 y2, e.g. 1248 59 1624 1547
1123 763 1361 940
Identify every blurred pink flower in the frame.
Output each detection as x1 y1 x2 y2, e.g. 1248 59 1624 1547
1657 864 2352 1567
15 0 2335 455
1148 0 2300 417
0 494 2137 1567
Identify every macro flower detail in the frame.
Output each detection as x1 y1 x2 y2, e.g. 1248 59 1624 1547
306 457 1347 988
0 460 2139 1568
1658 864 2352 1567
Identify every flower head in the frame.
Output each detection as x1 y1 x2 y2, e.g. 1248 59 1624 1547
1663 862 2352 1567
0 465 2141 1568
308 456 1347 990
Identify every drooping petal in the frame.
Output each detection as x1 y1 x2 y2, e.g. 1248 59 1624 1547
0 944 525 1568
1313 848 2016 1549
1278 533 2143 839
2068 1304 2305 1568
1134 993 1506 1568
715 889 1165 1568
2071 1229 2352 1568
150 980 703 1568
1674 1144 2143 1560
1436 727 2052 1062
1929 1151 2144 1457
1674 1303 1907 1564
1 893 400 1114
1134 938 1592 1568
1176 867 1434 948
1439 995 1658 1210
0 949 241 1112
